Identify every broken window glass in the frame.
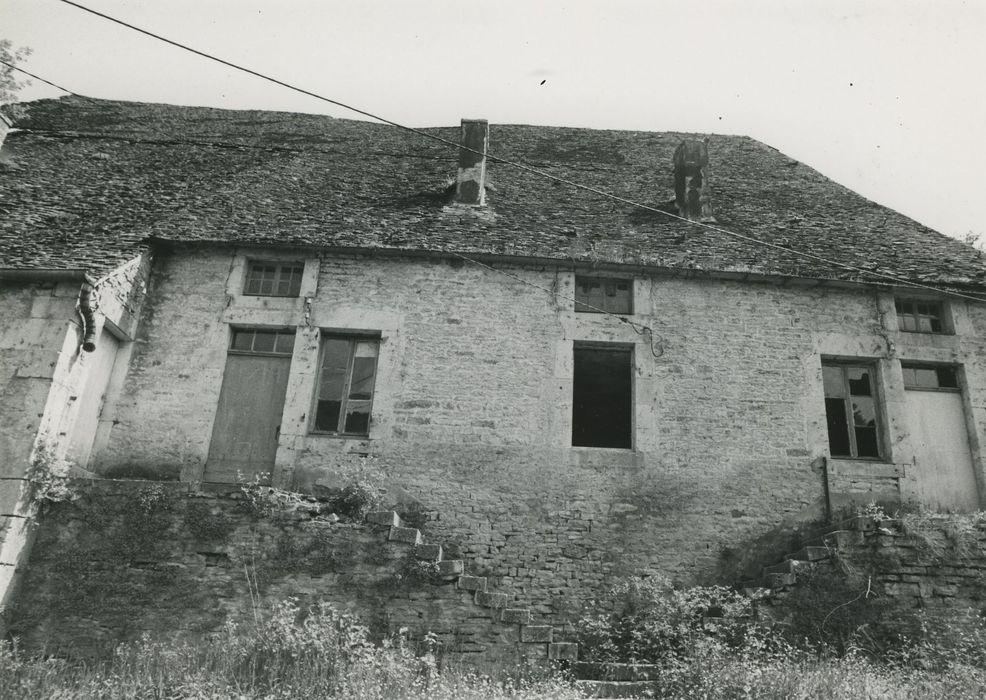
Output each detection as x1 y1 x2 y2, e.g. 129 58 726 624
822 363 883 459
313 336 379 435
895 298 945 334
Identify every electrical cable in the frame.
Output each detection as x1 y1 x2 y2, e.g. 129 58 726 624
0 57 81 97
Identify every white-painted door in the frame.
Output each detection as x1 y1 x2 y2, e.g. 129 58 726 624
66 328 121 469
903 389 979 512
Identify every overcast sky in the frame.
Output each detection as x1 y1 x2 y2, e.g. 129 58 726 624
4 0 984 241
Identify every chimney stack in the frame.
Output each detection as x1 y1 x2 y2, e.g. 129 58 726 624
673 139 714 222
454 119 489 206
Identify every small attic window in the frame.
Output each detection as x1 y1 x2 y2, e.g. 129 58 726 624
244 261 304 297
575 277 632 314
894 298 948 334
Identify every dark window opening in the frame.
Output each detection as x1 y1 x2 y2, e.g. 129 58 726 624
244 261 304 297
902 364 959 391
572 346 632 449
822 363 882 459
895 298 945 333
313 336 379 435
574 276 632 314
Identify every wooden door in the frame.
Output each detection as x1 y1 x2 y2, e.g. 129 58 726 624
903 387 979 512
205 330 293 483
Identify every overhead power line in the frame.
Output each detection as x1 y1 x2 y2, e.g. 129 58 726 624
0 57 80 96
41 1 986 303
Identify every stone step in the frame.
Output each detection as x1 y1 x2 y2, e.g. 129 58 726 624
575 680 662 698
414 543 442 562
437 559 464 579
388 526 422 545
574 662 662 681
366 510 401 527
786 545 831 562
457 575 487 592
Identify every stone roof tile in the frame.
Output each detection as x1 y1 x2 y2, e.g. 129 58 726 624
2 96 984 290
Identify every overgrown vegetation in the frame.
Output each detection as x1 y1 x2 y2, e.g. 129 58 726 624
25 441 78 511
575 572 986 697
238 471 382 521
0 600 580 699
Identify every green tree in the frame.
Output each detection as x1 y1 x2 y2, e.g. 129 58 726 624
0 39 32 106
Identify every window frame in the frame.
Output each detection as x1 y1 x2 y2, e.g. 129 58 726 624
228 327 296 357
571 341 635 450
901 362 961 393
894 297 950 334
574 276 634 315
310 333 381 437
822 361 886 461
242 260 305 298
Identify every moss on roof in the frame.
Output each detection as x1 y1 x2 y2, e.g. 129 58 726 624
2 95 984 290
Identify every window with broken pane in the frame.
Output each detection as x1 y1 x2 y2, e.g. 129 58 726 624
822 363 883 459
574 276 633 314
243 261 304 297
894 298 946 333
313 336 379 435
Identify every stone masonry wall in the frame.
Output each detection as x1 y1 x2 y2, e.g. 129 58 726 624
94 246 986 627
7 481 570 665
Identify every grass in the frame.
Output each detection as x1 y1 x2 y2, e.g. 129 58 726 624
0 600 580 700
4 599 986 699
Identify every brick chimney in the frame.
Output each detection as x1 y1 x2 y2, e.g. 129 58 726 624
673 139 714 222
454 119 489 206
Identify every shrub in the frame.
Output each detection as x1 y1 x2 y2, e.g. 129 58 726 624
576 575 776 665
330 480 383 521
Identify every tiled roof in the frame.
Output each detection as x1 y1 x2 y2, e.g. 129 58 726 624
2 95 984 289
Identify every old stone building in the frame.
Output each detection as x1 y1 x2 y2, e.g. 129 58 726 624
3 96 986 627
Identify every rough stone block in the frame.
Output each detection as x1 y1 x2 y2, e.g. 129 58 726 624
366 511 401 527
521 625 553 643
438 559 464 578
548 642 579 661
388 526 422 545
475 591 508 608
501 608 532 624
457 575 487 591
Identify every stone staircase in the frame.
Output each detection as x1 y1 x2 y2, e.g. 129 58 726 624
572 518 878 698
364 510 578 664
739 517 873 600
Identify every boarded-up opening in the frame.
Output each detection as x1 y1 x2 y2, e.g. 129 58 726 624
572 345 633 449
